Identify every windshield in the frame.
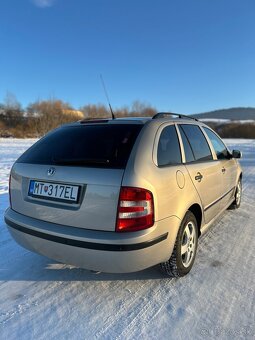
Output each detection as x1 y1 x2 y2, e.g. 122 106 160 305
17 124 143 168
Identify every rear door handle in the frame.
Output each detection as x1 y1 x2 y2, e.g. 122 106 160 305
222 167 226 173
195 172 203 182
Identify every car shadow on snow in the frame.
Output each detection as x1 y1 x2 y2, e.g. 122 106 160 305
0 252 169 282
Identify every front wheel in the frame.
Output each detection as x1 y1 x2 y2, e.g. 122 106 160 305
160 211 198 277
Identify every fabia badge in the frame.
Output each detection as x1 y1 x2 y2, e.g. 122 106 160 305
47 167 56 176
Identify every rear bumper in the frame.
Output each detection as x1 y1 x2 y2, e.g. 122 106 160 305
4 208 180 273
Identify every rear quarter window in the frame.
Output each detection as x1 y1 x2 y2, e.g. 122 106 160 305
157 125 182 166
17 124 143 169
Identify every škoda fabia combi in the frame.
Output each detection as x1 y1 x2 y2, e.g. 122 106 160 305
5 113 242 277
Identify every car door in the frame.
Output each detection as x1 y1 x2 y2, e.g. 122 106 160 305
177 124 223 224
202 127 238 209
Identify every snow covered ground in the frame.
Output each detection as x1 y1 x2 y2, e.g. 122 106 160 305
0 138 254 339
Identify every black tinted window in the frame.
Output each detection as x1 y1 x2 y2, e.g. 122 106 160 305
180 125 213 162
18 124 143 168
157 125 182 166
178 126 195 162
203 127 229 160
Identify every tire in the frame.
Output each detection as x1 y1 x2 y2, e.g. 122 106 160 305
160 211 198 277
229 178 242 210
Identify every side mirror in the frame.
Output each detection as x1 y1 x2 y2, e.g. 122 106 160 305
232 150 242 159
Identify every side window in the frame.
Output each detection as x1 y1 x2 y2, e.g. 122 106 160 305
157 125 182 166
180 124 213 162
203 127 229 160
178 126 195 162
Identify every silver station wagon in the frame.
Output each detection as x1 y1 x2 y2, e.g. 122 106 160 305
4 113 242 277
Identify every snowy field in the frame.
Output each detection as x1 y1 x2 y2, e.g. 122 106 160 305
0 138 254 339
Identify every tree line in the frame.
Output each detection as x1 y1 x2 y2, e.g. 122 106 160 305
1 92 255 138
0 92 157 137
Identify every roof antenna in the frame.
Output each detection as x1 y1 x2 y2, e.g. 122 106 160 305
100 74 115 119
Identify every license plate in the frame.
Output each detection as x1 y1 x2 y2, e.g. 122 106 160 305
28 180 80 203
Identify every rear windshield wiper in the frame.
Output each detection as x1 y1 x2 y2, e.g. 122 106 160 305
52 158 110 165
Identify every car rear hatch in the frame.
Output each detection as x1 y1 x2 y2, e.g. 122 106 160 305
10 122 143 232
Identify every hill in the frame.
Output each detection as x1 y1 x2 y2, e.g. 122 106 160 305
191 107 255 120
189 107 255 138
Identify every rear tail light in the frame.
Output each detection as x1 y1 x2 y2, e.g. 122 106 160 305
9 174 12 208
116 187 154 232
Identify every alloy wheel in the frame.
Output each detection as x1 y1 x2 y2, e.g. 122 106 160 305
181 221 197 268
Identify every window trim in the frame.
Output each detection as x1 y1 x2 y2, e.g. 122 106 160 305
175 124 196 163
153 122 229 167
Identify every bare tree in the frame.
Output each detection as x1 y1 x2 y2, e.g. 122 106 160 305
80 101 156 120
130 100 157 117
80 104 109 119
4 92 23 120
27 98 76 135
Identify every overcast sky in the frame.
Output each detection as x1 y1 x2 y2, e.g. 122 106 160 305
0 0 254 113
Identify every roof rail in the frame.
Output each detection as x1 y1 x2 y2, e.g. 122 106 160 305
152 112 199 121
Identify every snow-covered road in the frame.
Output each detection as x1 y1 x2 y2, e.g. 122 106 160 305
0 138 254 339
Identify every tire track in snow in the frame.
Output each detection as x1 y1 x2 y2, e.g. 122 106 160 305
184 196 254 339
113 274 195 340
94 280 150 339
0 300 39 325
113 283 170 340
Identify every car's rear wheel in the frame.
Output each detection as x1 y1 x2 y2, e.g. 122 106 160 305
160 211 198 277
229 178 242 209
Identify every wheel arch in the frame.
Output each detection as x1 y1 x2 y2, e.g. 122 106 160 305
188 203 203 237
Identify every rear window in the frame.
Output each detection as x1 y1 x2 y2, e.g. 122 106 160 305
17 124 143 168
